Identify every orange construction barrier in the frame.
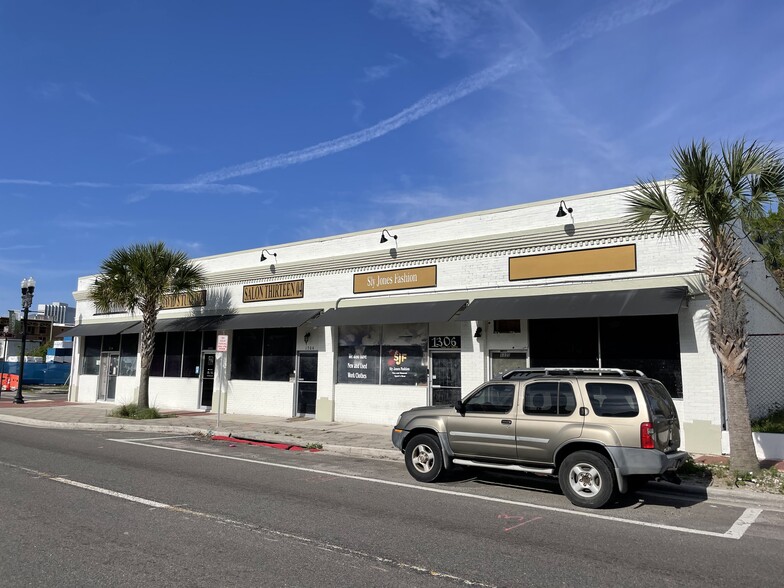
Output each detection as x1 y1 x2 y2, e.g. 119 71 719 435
0 373 19 391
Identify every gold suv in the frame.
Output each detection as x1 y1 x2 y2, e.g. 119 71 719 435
392 368 687 509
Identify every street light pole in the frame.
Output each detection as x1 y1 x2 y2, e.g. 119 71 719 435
14 276 35 404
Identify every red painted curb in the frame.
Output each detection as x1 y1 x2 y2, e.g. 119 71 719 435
211 435 320 452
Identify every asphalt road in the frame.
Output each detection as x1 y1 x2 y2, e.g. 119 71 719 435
1 424 782 587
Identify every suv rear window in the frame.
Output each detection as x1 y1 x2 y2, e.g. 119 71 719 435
585 383 639 417
641 381 677 419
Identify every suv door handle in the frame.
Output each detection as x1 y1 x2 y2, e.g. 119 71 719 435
500 419 512 425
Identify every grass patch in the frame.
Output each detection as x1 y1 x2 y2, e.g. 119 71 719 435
108 403 168 420
751 406 784 434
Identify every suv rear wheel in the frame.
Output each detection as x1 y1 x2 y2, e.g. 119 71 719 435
559 451 617 509
405 433 444 483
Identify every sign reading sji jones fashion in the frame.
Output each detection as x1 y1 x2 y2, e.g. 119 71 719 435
243 279 304 303
353 265 437 294
509 244 637 281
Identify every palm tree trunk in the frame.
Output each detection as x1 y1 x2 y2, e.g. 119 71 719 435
724 374 759 472
138 308 157 409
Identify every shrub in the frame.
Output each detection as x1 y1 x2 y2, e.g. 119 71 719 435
109 403 165 420
751 406 784 434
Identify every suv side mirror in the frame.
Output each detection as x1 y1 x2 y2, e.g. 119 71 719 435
454 399 465 416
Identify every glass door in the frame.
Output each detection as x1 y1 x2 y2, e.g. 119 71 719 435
98 352 119 401
296 352 317 416
200 352 216 409
430 351 461 405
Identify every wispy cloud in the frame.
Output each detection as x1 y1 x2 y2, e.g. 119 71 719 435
192 0 677 186
58 218 135 230
192 52 528 184
0 178 260 200
363 53 407 81
33 82 99 104
123 134 173 165
351 99 365 125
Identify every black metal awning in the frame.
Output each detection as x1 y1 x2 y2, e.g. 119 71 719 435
218 309 322 330
122 315 227 334
458 287 688 321
58 320 140 338
311 300 468 327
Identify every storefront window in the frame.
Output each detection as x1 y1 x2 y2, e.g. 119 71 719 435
150 332 166 377
231 329 263 380
182 332 202 378
262 328 296 381
164 332 184 377
337 323 427 386
82 336 101 375
119 333 138 376
337 325 381 384
381 323 427 386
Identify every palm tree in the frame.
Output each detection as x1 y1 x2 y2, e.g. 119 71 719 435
626 139 784 473
89 242 206 409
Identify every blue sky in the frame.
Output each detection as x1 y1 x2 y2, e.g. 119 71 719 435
1 0 783 316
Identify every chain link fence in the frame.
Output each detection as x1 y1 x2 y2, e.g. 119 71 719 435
747 334 784 420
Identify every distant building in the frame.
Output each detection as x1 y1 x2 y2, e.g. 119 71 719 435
35 302 76 325
1 315 53 343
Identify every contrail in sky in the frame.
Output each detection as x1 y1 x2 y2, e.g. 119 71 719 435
193 0 680 185
191 52 525 184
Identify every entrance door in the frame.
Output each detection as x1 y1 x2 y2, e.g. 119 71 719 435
296 352 317 416
200 352 216 409
430 351 461 406
98 352 119 401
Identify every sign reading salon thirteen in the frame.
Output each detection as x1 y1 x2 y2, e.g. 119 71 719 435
243 280 304 303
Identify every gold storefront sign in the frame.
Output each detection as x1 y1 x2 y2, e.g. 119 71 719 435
354 265 437 294
243 279 304 303
509 244 637 281
161 289 207 309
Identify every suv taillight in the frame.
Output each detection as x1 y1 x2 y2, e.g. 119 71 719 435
640 422 655 449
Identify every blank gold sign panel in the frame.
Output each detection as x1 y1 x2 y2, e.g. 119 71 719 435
509 244 637 281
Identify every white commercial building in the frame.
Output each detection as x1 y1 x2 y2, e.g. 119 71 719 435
65 186 784 454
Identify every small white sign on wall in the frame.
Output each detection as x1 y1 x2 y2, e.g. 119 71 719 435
217 335 228 352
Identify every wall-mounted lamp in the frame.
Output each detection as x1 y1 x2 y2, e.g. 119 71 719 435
474 326 483 338
260 249 277 263
303 332 311 345
380 229 398 245
556 200 573 218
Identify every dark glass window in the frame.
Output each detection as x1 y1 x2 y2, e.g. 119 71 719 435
262 328 296 381
586 383 639 417
600 315 683 398
530 317 598 368
150 332 166 377
82 336 101 375
102 334 121 353
529 315 683 398
524 381 576 416
493 319 521 333
463 384 515 414
164 332 184 377
119 333 138 377
202 331 217 351
231 329 263 380
182 332 202 378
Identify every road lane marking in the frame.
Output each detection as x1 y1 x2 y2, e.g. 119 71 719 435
108 437 760 540
0 459 494 588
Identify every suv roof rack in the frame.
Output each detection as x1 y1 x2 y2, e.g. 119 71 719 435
500 367 647 380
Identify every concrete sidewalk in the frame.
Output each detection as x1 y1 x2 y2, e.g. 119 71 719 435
1 399 782 509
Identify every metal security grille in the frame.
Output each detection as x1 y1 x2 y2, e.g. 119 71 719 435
746 334 784 420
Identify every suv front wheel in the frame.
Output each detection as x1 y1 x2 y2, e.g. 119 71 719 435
559 451 617 509
405 433 445 483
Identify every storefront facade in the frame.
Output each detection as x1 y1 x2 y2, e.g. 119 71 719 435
65 186 784 454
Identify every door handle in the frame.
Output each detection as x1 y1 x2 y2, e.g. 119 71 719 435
501 419 512 425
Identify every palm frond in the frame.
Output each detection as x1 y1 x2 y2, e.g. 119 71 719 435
625 178 692 236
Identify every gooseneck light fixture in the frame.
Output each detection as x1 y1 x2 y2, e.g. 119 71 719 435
556 200 573 218
380 229 398 245
260 249 277 263
14 276 36 404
